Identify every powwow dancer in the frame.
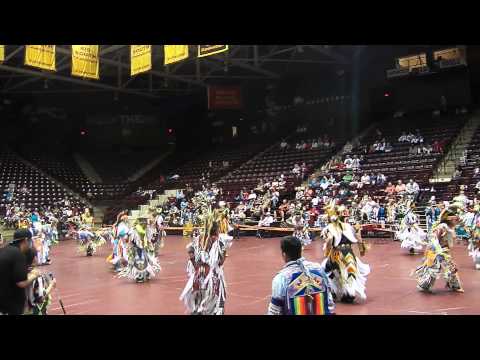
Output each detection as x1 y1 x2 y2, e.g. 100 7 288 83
414 206 464 293
118 217 161 283
268 236 335 315
180 207 233 315
468 213 480 270
76 227 106 256
287 211 311 247
321 202 370 303
107 210 130 272
397 202 427 254
155 208 166 252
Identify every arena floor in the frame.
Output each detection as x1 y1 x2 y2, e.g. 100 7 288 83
46 235 480 315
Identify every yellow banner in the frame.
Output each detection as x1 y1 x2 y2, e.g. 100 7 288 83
71 45 99 79
0 45 4 62
130 45 152 76
198 45 228 58
164 45 189 65
25 45 56 71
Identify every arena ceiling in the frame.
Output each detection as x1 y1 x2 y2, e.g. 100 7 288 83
0 45 366 99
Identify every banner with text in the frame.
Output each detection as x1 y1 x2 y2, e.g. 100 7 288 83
164 45 189 65
131 45 152 76
198 45 228 58
0 45 4 62
71 45 99 79
208 85 242 110
25 45 56 71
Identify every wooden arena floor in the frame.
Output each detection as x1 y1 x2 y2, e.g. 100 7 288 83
46 235 480 315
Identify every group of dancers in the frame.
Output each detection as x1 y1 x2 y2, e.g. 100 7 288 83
12 180 480 315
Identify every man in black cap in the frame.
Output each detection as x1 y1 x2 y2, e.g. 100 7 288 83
0 229 42 315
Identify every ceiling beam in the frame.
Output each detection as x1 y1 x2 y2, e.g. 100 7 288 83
54 47 207 88
100 45 127 56
4 46 24 62
308 45 351 64
0 63 161 99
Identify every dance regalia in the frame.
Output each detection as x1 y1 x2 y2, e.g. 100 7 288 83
108 214 130 272
268 258 335 315
414 210 464 293
26 274 54 315
33 226 51 266
321 204 370 303
180 209 233 315
468 210 480 270
118 223 161 283
397 209 426 253
287 215 311 246
77 229 106 256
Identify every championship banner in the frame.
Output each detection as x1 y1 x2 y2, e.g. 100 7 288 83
0 45 4 62
207 85 242 110
25 45 56 71
198 45 229 58
164 45 189 65
130 45 151 76
71 45 99 79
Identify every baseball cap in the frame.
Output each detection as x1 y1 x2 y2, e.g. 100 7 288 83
12 229 32 243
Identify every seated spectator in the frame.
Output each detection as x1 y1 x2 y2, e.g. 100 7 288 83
343 141 353 154
361 173 371 185
422 143 433 155
452 167 462 180
385 182 396 196
280 139 289 150
406 179 420 199
295 143 302 150
344 155 353 169
475 181 480 193
292 164 301 177
395 180 406 195
301 141 308 150
474 167 480 178
311 139 319 149
376 172 387 187
398 132 408 142
384 142 393 153
352 155 361 170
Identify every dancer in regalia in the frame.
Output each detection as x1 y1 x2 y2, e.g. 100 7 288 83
118 216 161 283
268 236 335 315
397 202 427 254
321 202 370 303
24 248 57 315
154 208 166 253
179 207 233 315
107 210 130 272
76 226 106 256
414 206 464 293
287 211 311 247
467 204 480 270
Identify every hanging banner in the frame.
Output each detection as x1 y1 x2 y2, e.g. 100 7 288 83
0 45 4 62
130 45 152 76
164 45 189 65
25 45 56 71
198 45 229 58
208 85 242 110
71 45 99 79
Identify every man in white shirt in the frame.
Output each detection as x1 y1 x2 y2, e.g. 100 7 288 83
406 179 420 200
352 156 361 170
361 173 371 185
311 195 320 208
344 156 353 169
257 212 275 238
398 132 407 142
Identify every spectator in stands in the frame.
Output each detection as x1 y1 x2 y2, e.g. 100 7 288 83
344 155 353 169
475 181 480 194
474 167 480 178
385 182 396 196
271 190 280 209
280 139 289 150
295 142 302 150
361 173 371 186
352 155 361 170
292 164 301 178
453 166 462 180
278 200 290 222
398 132 408 142
300 162 308 179
395 180 406 195
376 172 387 187
384 142 393 153
406 179 420 200
342 141 353 154
311 139 319 149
